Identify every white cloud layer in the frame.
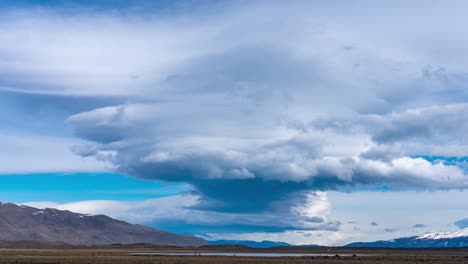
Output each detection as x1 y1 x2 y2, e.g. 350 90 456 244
0 131 109 173
3 0 468 236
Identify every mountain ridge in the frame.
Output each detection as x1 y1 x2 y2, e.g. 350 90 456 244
346 228 468 248
0 201 205 246
208 240 291 248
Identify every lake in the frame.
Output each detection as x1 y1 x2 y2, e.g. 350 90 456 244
129 252 358 257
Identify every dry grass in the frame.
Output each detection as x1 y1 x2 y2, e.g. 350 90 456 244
0 249 466 264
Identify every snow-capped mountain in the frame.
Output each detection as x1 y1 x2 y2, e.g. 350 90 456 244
346 228 468 248
417 229 468 240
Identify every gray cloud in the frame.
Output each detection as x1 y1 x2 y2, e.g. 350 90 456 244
3 1 468 233
24 192 339 234
372 104 468 145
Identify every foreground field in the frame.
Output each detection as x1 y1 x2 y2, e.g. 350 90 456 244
0 247 467 264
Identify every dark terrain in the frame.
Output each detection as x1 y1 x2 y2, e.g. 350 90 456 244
1 201 468 263
0 202 204 246
0 243 466 264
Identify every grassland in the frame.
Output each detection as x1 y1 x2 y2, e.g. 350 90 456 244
0 246 467 264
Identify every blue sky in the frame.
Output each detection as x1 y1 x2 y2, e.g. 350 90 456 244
1 0 468 246
0 172 188 203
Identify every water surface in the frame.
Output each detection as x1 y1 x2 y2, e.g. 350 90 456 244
129 252 358 257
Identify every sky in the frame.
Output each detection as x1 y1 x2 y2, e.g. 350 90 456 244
1 0 468 246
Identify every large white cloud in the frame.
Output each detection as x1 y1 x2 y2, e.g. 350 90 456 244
3 0 468 234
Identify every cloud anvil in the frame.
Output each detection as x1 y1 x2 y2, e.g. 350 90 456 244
1 0 468 246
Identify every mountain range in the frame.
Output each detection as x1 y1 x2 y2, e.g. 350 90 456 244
346 228 468 248
2 200 468 248
208 240 291 248
0 201 205 246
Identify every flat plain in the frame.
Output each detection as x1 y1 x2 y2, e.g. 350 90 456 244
0 245 467 264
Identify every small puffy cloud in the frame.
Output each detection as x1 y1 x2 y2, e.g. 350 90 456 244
384 228 396 233
413 224 425 228
370 222 378 227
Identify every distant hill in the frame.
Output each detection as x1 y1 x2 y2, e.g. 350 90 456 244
346 228 468 248
0 201 205 246
0 240 73 249
208 240 291 248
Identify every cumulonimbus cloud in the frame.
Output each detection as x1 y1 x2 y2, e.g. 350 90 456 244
2 1 468 232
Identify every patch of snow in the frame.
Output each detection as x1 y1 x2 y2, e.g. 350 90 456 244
32 210 44 216
80 214 94 217
44 208 59 217
417 228 468 239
